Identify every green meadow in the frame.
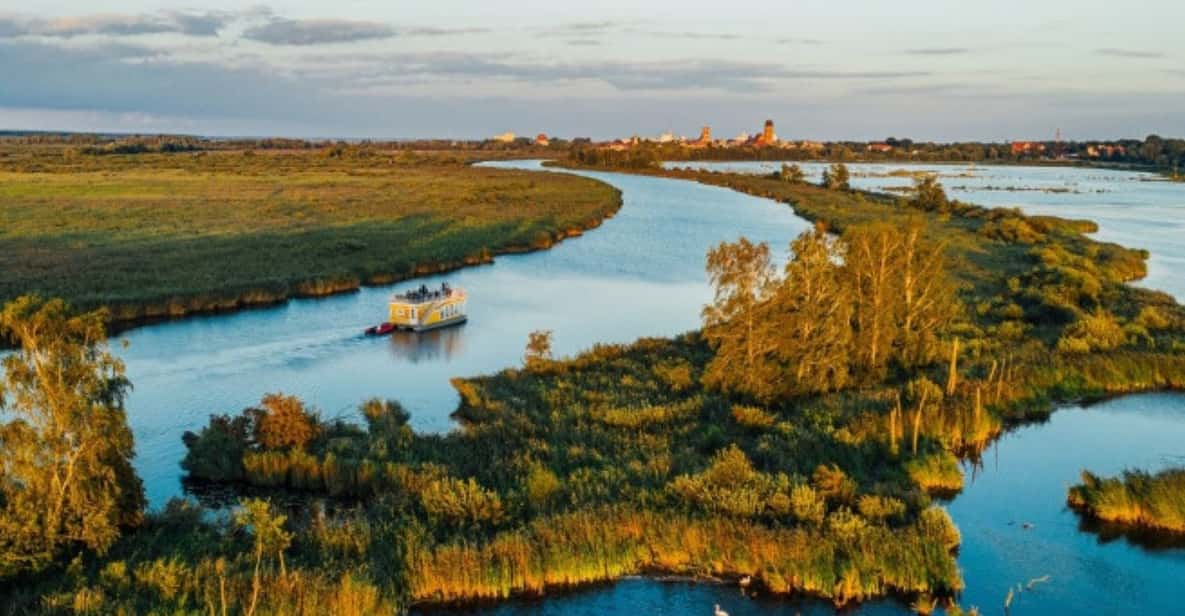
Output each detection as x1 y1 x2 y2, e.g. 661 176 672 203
0 145 620 321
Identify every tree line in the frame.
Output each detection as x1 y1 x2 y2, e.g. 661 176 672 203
702 221 960 402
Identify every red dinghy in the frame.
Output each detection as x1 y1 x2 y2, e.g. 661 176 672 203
364 322 396 336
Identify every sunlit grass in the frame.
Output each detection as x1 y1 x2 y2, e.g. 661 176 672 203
0 147 620 320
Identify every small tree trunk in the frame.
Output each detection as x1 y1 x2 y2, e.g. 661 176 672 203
912 389 928 456
889 400 899 456
247 546 262 616
946 338 960 396
995 357 1007 403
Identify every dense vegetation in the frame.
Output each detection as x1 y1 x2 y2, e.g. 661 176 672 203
569 134 1185 178
4 161 1185 614
0 141 620 323
1068 468 1185 534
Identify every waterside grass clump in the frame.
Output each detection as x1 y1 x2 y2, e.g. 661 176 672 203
1068 468 1185 534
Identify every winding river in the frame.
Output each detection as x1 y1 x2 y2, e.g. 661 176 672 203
112 160 1185 614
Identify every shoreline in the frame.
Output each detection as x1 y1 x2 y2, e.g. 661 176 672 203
90 199 620 337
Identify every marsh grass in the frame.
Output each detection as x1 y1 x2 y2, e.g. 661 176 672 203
1068 468 1185 533
0 146 620 322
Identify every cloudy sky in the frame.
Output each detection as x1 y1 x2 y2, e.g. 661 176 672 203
2 1 1183 140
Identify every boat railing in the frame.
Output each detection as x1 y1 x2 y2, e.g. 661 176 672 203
391 286 462 304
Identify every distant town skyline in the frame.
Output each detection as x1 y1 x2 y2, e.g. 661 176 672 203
2 1 1184 140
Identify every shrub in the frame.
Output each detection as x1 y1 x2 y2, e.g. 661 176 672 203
525 466 563 512
789 484 827 525
254 393 319 450
812 464 857 505
668 445 784 518
420 477 506 528
181 414 251 481
653 360 695 392
731 405 777 429
857 495 907 523
906 452 964 492
1057 310 1127 354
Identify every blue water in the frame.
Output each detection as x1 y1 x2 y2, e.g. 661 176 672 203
116 160 811 507
108 160 1185 614
664 161 1185 300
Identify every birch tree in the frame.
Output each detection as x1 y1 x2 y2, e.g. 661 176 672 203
702 238 782 401
0 296 144 576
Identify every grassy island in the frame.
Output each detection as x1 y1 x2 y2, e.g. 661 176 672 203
0 142 620 324
1068 468 1185 534
4 160 1185 614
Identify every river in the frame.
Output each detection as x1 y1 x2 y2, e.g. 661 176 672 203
118 160 810 507
113 160 1185 614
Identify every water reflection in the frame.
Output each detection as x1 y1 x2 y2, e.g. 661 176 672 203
386 326 467 364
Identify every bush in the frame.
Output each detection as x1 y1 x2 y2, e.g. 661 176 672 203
420 477 506 528
1057 310 1127 354
254 393 320 450
789 484 827 525
181 414 251 481
857 495 907 523
731 405 777 429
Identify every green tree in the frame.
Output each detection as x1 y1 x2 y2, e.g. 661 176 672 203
253 393 319 451
843 223 902 376
822 163 851 190
780 163 806 184
702 238 782 401
910 175 951 213
235 498 293 616
771 224 854 396
361 398 413 459
523 330 554 371
0 296 144 576
895 222 960 367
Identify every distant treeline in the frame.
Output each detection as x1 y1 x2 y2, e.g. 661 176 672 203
0 132 586 155
6 131 1184 177
571 136 1185 178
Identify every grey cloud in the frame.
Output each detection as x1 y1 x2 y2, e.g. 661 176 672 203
40 15 176 36
558 21 621 33
0 12 230 38
776 37 824 46
904 47 971 56
852 82 985 97
540 21 626 37
243 18 395 45
643 31 742 41
345 53 929 92
5 38 1185 142
1096 48 1164 59
0 40 326 119
402 26 490 37
167 11 231 37
0 16 23 37
567 39 602 47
